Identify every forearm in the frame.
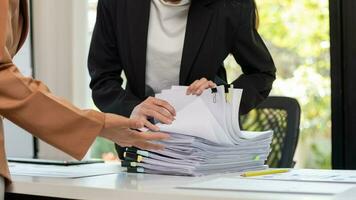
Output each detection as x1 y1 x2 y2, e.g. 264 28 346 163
0 65 105 160
232 72 275 114
230 1 276 114
92 84 142 117
88 0 140 116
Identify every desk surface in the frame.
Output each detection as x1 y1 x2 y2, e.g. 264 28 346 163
6 168 355 200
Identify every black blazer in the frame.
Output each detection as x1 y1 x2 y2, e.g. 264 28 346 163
88 0 276 117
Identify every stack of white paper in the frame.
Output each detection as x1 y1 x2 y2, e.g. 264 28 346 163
9 162 122 178
123 86 273 176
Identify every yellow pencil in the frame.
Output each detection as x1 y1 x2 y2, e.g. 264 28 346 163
241 169 290 177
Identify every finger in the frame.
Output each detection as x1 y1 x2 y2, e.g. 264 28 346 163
127 118 145 129
191 79 206 94
117 142 132 148
134 141 165 150
209 81 217 88
143 108 173 124
143 131 170 140
149 105 174 120
144 119 160 132
109 134 133 147
192 78 209 95
130 131 170 141
192 78 208 94
107 114 144 129
196 81 216 96
187 80 199 95
151 101 177 120
152 98 176 116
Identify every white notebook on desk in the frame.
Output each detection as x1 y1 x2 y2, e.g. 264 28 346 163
179 177 355 195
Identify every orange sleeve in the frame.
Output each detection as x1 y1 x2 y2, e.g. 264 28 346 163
0 0 105 161
0 65 105 160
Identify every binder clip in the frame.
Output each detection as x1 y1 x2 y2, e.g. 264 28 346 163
121 161 138 168
223 84 233 103
124 152 144 162
125 147 150 157
127 166 145 174
223 84 230 93
211 87 218 103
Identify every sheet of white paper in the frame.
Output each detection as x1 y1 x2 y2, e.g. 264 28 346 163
333 187 356 200
179 177 354 195
135 86 274 176
248 169 356 184
158 97 230 144
9 162 121 178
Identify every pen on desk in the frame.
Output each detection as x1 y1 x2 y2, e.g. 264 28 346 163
241 169 289 177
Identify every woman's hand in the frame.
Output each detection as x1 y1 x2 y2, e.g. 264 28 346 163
130 97 176 131
186 78 216 96
100 113 170 150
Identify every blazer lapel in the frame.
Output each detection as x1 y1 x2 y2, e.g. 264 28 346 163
180 0 213 84
126 0 151 98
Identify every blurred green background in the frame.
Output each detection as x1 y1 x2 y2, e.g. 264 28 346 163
89 0 331 169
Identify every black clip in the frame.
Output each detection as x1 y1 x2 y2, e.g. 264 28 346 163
211 88 217 103
223 85 232 102
223 84 230 93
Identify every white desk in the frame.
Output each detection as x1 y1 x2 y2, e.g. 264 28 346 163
6 168 355 200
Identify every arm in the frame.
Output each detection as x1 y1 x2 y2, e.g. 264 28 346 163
88 0 141 117
88 0 176 130
0 66 105 160
230 1 276 115
0 64 167 155
0 0 168 163
0 1 104 161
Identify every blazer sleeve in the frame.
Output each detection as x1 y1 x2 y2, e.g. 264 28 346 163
88 0 141 117
0 19 105 161
0 65 105 160
229 1 276 115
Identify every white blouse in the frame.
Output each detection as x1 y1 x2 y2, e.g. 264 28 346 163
145 0 190 94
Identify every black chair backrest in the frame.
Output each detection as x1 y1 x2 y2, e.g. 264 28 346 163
240 96 301 168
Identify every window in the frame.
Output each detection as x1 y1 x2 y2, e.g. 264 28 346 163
88 0 118 161
87 0 331 168
226 0 331 168
263 0 331 169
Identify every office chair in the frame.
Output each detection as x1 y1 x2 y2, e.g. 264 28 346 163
240 96 301 168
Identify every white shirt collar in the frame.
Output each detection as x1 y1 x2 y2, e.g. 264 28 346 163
158 0 191 7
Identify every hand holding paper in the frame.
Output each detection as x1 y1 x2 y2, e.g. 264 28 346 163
122 86 273 176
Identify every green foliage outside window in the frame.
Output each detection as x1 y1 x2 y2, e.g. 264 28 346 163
226 0 331 168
